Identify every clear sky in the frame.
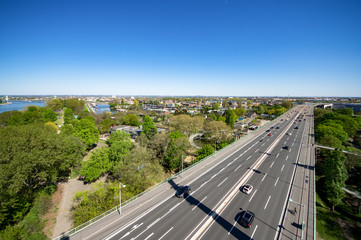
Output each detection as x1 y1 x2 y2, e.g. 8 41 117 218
1 0 360 97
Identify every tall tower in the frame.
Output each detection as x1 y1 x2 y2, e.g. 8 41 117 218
5 96 8 102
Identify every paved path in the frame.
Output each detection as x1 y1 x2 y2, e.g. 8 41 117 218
189 133 202 149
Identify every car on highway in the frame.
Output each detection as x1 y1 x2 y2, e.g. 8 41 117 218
286 133 292 136
276 126 279 129
268 133 272 136
283 146 289 150
295 126 299 129
175 186 191 198
242 184 253 194
266 129 270 132
239 211 255 228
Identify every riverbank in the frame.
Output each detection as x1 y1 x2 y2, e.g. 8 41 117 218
0 102 12 105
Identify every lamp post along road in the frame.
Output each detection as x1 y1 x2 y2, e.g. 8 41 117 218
290 198 305 240
119 182 126 215
181 155 184 178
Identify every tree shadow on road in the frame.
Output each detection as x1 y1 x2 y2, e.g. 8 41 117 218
168 179 251 239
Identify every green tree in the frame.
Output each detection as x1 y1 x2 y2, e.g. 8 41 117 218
47 99 62 111
225 108 236 128
204 120 233 143
64 108 74 124
233 107 246 117
99 118 115 133
43 108 57 122
196 145 214 161
0 124 84 227
324 149 348 211
142 115 158 139
281 100 292 109
256 105 265 115
168 115 204 136
80 148 111 183
124 114 139 126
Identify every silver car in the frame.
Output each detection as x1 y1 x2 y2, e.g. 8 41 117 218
242 184 253 194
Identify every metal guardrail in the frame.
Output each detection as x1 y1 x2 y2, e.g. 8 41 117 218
53 111 290 240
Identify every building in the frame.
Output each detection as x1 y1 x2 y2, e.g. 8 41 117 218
332 103 361 113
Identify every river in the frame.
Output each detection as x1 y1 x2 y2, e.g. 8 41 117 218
0 101 46 113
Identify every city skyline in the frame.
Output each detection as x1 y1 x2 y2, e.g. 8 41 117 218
1 0 361 97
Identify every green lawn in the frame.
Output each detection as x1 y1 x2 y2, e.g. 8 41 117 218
316 193 344 240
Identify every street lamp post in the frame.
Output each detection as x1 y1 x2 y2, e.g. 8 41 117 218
119 182 126 215
289 198 305 240
181 155 184 178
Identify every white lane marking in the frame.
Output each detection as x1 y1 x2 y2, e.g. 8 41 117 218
285 156 289 161
220 167 226 172
227 162 232 167
287 137 289 140
294 138 296 142
159 227 173 240
255 148 259 153
250 225 258 239
264 195 271 209
192 196 207 211
276 153 279 158
144 233 153 240
261 173 267 182
290 149 292 153
246 156 251 161
234 165 242 172
292 143 294 146
270 162 274 168
228 214 241 235
217 178 228 187
281 165 284 171
284 141 287 144
148 218 161 228
274 177 279 186
261 143 265 146
120 223 143 239
249 190 257 202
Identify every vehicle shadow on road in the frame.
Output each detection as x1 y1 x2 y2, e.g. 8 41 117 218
168 179 250 239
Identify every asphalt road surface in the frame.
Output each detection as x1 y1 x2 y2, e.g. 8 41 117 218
64 105 314 240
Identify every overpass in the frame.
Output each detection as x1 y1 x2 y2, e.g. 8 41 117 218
54 105 315 240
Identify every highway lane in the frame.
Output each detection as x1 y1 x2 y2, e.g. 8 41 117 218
198 107 308 239
104 107 304 240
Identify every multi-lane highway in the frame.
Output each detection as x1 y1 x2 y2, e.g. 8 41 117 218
64 105 315 240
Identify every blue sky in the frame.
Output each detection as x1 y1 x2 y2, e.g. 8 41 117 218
1 0 360 96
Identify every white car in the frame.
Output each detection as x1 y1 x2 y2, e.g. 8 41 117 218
242 184 253 194
286 132 292 136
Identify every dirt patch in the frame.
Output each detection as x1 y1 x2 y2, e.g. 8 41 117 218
43 184 63 238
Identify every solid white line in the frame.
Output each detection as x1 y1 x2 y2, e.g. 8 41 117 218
270 162 274 168
250 225 258 239
220 167 226 172
228 214 241 235
264 195 271 209
227 162 232 167
246 156 251 161
192 196 207 211
249 190 257 202
234 165 242 172
144 233 154 240
274 178 279 186
159 227 173 240
261 173 267 182
281 165 284 171
217 178 228 187
285 156 289 161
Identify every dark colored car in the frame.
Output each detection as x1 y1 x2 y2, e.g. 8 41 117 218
276 126 279 129
283 146 289 150
295 126 299 129
175 186 191 198
239 211 255 228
